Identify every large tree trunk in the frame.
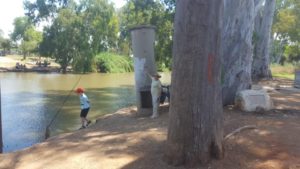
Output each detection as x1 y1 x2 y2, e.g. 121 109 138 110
252 0 276 80
165 0 224 167
221 0 256 105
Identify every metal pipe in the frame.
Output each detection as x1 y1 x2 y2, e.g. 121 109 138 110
0 79 3 153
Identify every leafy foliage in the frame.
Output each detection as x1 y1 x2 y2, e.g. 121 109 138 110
39 8 83 73
39 0 119 73
0 39 12 54
22 0 176 72
24 0 69 23
10 17 32 42
272 0 300 64
118 0 175 71
285 43 300 62
78 0 119 52
95 52 133 73
10 17 42 58
21 27 42 56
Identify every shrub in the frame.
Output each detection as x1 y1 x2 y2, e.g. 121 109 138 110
95 52 133 73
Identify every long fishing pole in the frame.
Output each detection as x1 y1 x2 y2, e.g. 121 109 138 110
45 74 83 139
0 79 3 153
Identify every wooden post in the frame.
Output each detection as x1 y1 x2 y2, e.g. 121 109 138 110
130 25 157 115
0 79 3 153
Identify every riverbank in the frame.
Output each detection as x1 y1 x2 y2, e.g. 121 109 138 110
0 78 300 169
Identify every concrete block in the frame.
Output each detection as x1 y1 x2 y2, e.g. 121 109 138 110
235 89 273 112
251 84 263 90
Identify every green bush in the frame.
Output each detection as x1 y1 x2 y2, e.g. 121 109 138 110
95 52 133 73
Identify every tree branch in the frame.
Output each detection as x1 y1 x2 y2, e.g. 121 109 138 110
224 125 257 140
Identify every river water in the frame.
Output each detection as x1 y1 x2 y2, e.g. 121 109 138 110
0 72 170 153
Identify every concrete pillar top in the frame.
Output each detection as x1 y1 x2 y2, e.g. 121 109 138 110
129 25 156 32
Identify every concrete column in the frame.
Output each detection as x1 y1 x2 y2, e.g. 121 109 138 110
130 25 156 114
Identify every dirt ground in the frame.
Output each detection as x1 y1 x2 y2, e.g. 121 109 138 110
0 78 300 169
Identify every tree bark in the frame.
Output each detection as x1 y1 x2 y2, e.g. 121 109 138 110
221 0 256 105
252 0 276 80
165 0 224 167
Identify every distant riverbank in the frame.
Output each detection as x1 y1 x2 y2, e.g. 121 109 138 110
0 55 61 73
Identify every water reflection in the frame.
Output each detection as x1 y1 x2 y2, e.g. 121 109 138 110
0 72 170 153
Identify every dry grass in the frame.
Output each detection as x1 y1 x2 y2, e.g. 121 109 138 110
271 64 296 74
271 64 297 80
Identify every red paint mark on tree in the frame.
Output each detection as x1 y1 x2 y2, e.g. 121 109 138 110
207 54 215 84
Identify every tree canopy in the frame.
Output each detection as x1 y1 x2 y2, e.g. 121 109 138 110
3 0 297 73
10 16 32 42
118 0 174 70
272 0 300 64
10 16 42 58
21 0 176 72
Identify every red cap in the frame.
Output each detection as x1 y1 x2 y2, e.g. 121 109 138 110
75 87 84 93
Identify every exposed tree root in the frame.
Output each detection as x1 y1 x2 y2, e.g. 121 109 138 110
224 125 258 140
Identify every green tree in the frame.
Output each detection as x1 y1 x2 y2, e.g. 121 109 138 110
20 27 42 59
39 0 119 73
0 29 4 43
10 17 32 42
0 30 5 54
272 0 300 64
285 43 300 63
24 0 69 23
11 16 42 59
1 39 12 55
39 8 82 73
78 0 119 53
74 0 119 72
119 0 174 70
